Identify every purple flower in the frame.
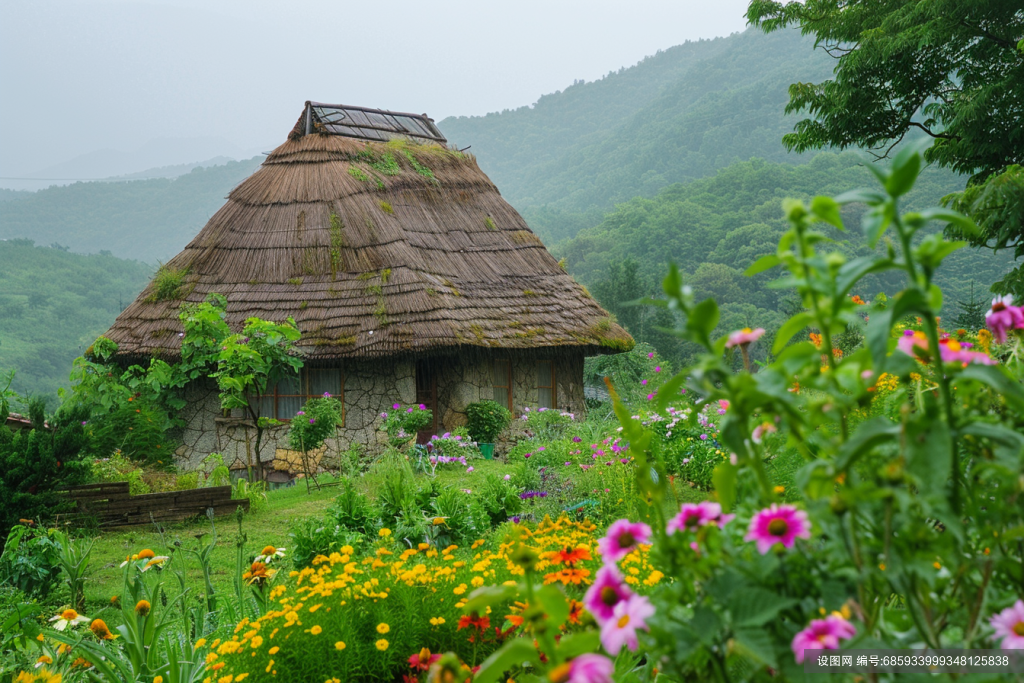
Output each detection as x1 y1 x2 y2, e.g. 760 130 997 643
987 295 1024 344
503 474 511 481
572 437 582 443
466 466 474 473
598 519 652 562
511 516 521 524
567 654 614 683
381 412 388 419
745 504 811 554
641 379 648 386
524 453 531 459
538 446 545 452
297 411 305 416
309 418 315 424
419 404 426 410
647 352 654 359
699 434 708 440
322 392 331 398
393 403 400 410
646 393 654 400
619 458 629 465
584 565 631 623
406 407 413 413
654 366 661 373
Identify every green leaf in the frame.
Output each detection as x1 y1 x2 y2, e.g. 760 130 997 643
464 584 519 613
862 206 890 247
886 146 922 197
686 297 719 347
730 588 798 628
836 417 901 470
955 365 1024 412
712 461 737 512
810 195 844 229
557 631 600 658
733 626 778 667
917 207 979 236
473 639 541 683
744 254 782 277
771 312 814 354
835 255 893 298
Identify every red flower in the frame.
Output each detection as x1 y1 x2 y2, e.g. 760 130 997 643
457 613 491 634
553 545 592 567
409 647 440 672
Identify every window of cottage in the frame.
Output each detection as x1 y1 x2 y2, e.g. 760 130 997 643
492 359 512 411
256 368 344 422
536 360 556 409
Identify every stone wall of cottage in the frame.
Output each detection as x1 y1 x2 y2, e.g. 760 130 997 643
172 351 587 475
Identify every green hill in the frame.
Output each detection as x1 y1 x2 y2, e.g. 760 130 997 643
555 153 1013 362
0 240 153 402
440 28 833 243
0 157 262 263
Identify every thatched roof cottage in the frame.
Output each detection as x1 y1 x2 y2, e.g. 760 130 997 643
103 102 632 479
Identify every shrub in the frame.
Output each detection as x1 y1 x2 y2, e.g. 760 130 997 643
477 474 522 525
465 400 511 443
84 399 176 465
382 403 433 447
0 525 62 598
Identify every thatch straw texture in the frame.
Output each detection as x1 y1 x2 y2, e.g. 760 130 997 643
104 132 632 361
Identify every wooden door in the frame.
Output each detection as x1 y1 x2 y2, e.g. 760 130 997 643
415 361 438 444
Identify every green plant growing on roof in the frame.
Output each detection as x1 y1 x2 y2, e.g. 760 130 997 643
484 216 497 231
347 166 369 182
379 201 394 214
146 265 192 303
328 213 345 280
401 150 435 180
370 152 401 176
287 277 303 286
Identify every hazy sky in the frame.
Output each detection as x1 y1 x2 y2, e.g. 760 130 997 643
0 0 751 177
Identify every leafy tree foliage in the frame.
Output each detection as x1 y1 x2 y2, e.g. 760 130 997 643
747 0 1024 290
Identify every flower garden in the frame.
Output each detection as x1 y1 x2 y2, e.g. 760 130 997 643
6 150 1024 682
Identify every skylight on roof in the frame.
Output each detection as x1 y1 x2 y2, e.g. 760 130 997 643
301 102 447 144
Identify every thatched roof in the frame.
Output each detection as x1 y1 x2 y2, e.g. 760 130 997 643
103 104 633 362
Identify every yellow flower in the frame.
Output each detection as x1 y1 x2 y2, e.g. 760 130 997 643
375 639 389 651
432 517 446 526
250 635 263 648
218 676 233 683
429 617 445 626
137 549 155 560
471 576 484 587
378 529 392 538
195 638 207 649
268 646 280 655
376 623 389 634
774 485 785 494
309 625 322 635
154 677 163 683
135 600 151 617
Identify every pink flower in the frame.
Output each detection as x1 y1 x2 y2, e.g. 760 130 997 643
752 421 777 444
667 502 734 534
897 329 930 357
990 600 1024 649
466 466 474 473
654 366 661 373
419 403 426 410
641 379 647 386
503 474 511 480
600 594 654 655
646 393 655 400
322 392 331 398
393 403 400 409
725 327 765 349
598 519 652 562
987 295 1024 344
791 615 856 663
567 653 614 683
647 352 654 358
524 453 531 459
939 338 996 366
584 565 632 623
745 504 811 554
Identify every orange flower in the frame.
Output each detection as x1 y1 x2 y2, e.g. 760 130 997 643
243 561 276 586
567 599 584 625
552 545 592 566
542 567 591 586
850 295 866 305
808 332 822 348
90 618 115 640
135 600 151 617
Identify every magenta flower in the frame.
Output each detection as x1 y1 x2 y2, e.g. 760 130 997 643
654 366 661 373
646 393 654 400
699 433 708 440
296 411 305 416
987 295 1024 344
419 403 426 410
466 466 474 473
538 446 545 451
598 519 652 562
584 565 632 623
667 501 734 534
939 339 996 366
600 594 654 655
745 504 811 554
647 352 654 359
309 417 315 424
393 403 400 409
524 453 531 459
406 407 413 413
641 379 648 386
791 615 856 663
572 436 582 443
322 392 331 398
990 600 1024 649
567 653 614 683
503 474 511 480
725 327 765 349
380 412 388 418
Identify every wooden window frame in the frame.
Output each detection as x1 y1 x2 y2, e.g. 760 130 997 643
536 360 557 410
493 359 512 413
259 368 345 424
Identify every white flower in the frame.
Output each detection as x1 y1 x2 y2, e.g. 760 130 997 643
140 556 170 572
255 546 287 563
49 609 89 631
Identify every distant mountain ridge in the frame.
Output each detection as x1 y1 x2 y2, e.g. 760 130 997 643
0 156 263 262
440 28 833 243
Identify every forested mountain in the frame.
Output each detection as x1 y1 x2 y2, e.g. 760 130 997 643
440 28 832 243
556 153 1012 362
0 240 153 401
0 157 262 262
